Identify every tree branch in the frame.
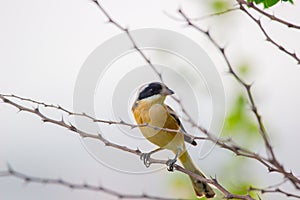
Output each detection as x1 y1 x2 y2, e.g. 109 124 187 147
238 0 300 30
0 165 189 200
238 3 300 65
90 0 163 81
176 8 300 189
0 94 255 200
249 186 300 199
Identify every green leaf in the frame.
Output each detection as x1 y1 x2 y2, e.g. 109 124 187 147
223 93 259 137
211 0 230 12
282 0 294 3
238 64 250 76
254 0 264 3
263 0 280 8
249 0 293 8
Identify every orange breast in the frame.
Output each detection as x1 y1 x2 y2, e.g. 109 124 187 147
132 101 184 152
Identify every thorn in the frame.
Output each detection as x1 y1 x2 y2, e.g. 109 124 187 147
265 37 271 42
245 83 252 90
205 30 210 36
69 123 77 132
135 148 141 154
60 115 65 123
24 177 31 182
7 163 13 174
141 192 147 198
219 47 225 54
34 106 40 113
251 105 257 113
278 45 284 51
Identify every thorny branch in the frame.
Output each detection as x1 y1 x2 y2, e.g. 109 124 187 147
88 1 281 176
177 6 300 192
0 93 272 167
164 7 239 22
238 0 300 30
249 187 300 199
0 94 197 137
90 0 163 81
0 94 254 200
237 2 300 64
0 166 188 200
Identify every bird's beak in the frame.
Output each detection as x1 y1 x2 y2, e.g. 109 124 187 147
161 86 174 96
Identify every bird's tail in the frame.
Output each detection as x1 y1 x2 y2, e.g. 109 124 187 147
179 151 215 198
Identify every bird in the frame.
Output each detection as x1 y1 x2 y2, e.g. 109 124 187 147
132 82 215 199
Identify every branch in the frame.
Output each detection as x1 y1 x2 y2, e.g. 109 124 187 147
238 0 300 30
176 8 300 189
0 94 142 156
90 0 162 81
249 186 300 199
174 165 254 200
0 94 255 200
238 3 300 65
0 94 196 137
0 165 188 200
190 7 239 21
163 7 239 22
0 94 274 175
88 0 265 169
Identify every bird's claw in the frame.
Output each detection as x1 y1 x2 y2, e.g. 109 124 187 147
140 153 151 168
166 157 177 172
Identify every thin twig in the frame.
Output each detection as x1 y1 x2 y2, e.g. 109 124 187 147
0 94 255 200
190 7 239 21
0 94 195 137
238 3 300 64
0 94 274 173
238 0 300 30
176 8 300 189
90 0 163 81
163 7 239 22
0 165 189 200
249 186 300 199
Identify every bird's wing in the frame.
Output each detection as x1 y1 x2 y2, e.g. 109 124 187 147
165 105 197 146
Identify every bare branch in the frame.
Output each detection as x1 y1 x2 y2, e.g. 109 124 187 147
237 0 300 30
190 7 239 21
0 165 188 200
176 8 300 189
163 7 239 22
0 94 273 173
238 3 300 65
89 0 163 81
0 94 256 199
249 186 300 199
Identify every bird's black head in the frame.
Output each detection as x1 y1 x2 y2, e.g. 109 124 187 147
138 82 174 100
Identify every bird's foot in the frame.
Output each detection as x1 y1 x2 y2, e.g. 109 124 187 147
166 157 177 171
140 152 152 168
140 148 163 168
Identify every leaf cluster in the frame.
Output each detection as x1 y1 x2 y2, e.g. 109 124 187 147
248 0 293 8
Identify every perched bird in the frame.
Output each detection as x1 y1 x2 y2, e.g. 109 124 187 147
132 82 215 198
